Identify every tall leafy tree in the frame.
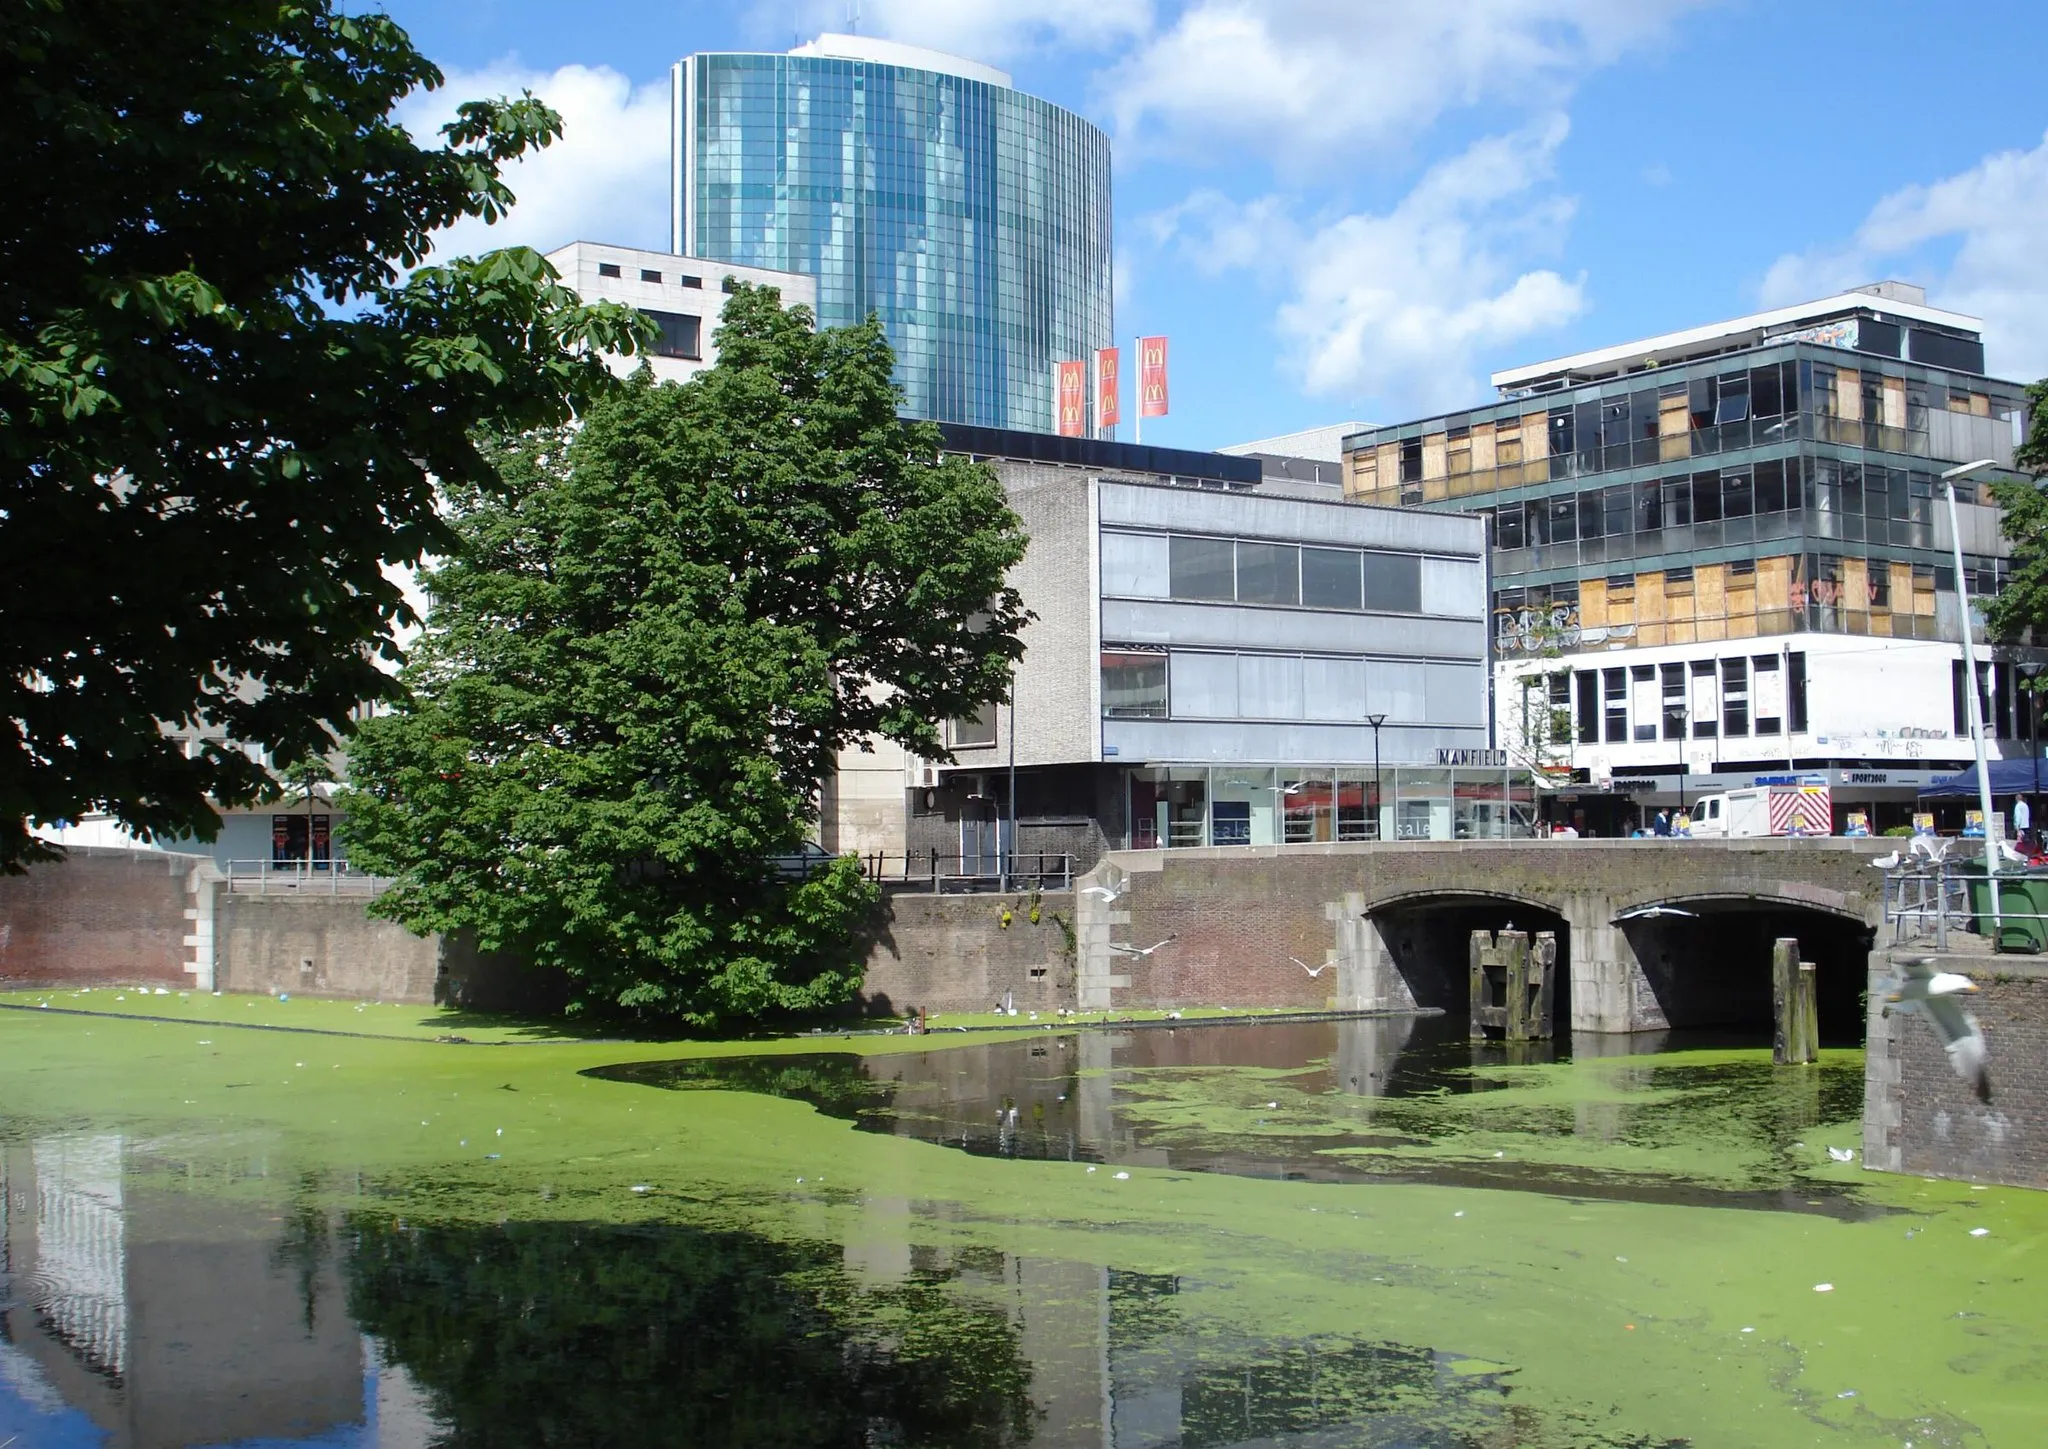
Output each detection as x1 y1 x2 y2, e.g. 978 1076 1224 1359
1985 380 2048 644
0 2 649 871
340 287 1028 1024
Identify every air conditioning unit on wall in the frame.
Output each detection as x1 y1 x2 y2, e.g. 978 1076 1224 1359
912 763 941 790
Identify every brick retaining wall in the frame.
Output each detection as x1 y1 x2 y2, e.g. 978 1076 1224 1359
0 849 199 988
1865 949 2048 1189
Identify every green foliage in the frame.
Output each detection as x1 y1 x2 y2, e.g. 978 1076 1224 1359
0 2 651 871
344 1214 1038 1448
1986 380 2048 645
339 287 1028 1024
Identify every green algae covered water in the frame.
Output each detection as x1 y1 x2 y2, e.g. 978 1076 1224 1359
1 995 2043 1447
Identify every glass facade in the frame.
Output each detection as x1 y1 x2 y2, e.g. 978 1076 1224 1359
685 51 1114 430
1126 765 1537 848
1342 337 2026 655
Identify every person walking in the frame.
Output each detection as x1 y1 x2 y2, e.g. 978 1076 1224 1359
1653 809 1671 838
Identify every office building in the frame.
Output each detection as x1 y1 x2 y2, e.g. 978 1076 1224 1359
819 426 1510 870
670 34 1114 431
546 240 818 384
1340 284 2037 830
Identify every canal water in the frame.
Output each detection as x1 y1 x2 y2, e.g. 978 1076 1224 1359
1 1009 2042 1447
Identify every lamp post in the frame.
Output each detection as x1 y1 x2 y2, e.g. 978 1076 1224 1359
1943 458 2001 922
1365 713 1387 841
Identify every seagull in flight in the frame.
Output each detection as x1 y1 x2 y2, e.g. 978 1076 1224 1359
1613 904 1697 921
1108 936 1175 958
1290 956 1331 978
1908 835 1951 864
1883 957 1991 1103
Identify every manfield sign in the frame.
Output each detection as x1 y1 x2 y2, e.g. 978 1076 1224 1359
1436 748 1509 767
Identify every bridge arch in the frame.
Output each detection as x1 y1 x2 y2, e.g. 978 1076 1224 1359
1609 891 1876 1040
1362 887 1571 1019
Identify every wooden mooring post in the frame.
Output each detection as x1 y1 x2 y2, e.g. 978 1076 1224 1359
1469 929 1557 1041
1771 937 1819 1065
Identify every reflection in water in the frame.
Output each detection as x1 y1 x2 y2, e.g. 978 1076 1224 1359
0 1132 1658 1449
596 1016 1873 1212
1 1135 397 1449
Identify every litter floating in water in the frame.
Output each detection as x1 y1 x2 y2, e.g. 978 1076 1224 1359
1086 1165 1097 1173
1828 1147 1856 1162
1741 1327 1754 1334
1265 1101 1279 1109
1814 1284 1835 1293
1113 1171 1130 1180
1616 1256 1628 1263
1837 1389 1858 1399
484 1153 501 1160
629 1184 650 1194
1969 1227 1990 1237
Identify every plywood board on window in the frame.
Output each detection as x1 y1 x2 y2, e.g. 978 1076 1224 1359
1883 376 1906 428
1970 392 1991 417
1726 613 1758 640
1472 421 1498 472
1522 412 1549 461
1892 562 1916 611
1666 619 1696 645
1841 558 1869 611
1422 433 1447 481
1758 555 1793 611
1697 563 1726 618
1579 578 1609 628
1637 568 1668 624
1376 442 1400 487
1659 396 1689 461
1836 369 1862 421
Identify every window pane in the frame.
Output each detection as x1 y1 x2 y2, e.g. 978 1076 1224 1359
1168 651 1238 716
1301 547 1363 609
951 701 997 747
1101 532 1169 597
1236 542 1301 605
1362 553 1422 612
1169 536 1235 600
1304 657 1368 720
1100 651 1168 718
1238 654 1304 718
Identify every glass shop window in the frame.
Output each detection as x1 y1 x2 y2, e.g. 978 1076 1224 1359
1714 373 1750 424
1362 553 1422 613
1721 468 1753 518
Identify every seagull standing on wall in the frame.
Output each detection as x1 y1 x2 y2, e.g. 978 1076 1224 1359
1883 957 1992 1103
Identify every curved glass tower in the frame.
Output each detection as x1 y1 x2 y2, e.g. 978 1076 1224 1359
674 35 1113 431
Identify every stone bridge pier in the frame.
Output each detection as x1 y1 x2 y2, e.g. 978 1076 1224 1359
1075 839 1887 1034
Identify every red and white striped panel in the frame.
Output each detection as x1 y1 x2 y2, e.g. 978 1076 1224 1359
1770 786 1831 835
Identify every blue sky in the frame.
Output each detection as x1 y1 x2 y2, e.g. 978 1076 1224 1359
380 0 2048 450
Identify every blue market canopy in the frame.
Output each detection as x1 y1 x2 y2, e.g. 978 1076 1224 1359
1920 759 2047 798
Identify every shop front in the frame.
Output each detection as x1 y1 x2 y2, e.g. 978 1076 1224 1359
1123 763 1539 848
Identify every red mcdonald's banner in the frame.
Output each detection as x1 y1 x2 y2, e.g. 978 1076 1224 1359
1138 335 1169 418
1054 359 1087 437
1093 347 1121 428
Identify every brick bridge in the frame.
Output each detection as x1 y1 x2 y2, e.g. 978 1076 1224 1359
1073 839 1891 1034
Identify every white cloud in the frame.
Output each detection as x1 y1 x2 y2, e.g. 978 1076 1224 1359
1102 0 1706 168
769 0 1152 64
1762 129 2048 382
395 62 671 264
1156 117 1584 411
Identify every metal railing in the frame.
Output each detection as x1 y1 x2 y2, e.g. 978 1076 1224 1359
861 852 1074 894
224 859 394 896
1882 853 2048 952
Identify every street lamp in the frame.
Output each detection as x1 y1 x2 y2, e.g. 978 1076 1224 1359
1943 458 2001 920
1365 713 1387 841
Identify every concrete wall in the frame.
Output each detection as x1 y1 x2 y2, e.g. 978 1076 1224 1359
214 893 441 1002
859 888 1077 1017
0 848 209 990
1865 951 2048 1189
